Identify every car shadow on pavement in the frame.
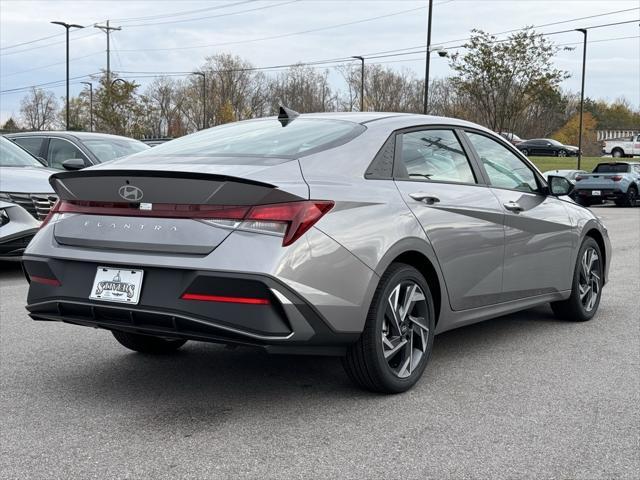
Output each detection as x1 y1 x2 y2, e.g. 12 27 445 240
34 302 573 421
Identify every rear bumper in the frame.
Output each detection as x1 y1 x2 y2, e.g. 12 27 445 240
23 256 358 355
575 188 625 201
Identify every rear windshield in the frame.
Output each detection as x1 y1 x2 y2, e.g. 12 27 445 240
126 118 365 163
593 163 629 173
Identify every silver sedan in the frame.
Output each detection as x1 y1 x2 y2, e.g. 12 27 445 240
23 111 611 393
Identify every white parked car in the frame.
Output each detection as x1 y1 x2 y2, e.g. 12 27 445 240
602 134 640 158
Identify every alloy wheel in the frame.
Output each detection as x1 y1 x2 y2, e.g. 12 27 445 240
558 150 567 157
579 247 601 312
381 281 430 378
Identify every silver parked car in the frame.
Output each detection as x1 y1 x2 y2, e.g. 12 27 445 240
0 136 58 220
6 131 149 170
23 111 611 393
0 200 40 259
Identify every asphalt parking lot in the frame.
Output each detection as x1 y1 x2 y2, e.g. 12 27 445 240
1 206 638 479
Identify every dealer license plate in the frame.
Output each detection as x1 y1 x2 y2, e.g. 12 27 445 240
89 267 144 304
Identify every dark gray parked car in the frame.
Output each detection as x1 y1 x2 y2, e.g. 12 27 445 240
6 131 149 170
23 111 611 393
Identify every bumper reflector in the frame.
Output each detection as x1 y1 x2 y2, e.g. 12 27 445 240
30 275 61 287
181 293 270 305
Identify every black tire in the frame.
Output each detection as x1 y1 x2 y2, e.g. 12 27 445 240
550 237 603 322
520 149 529 156
576 197 591 207
342 263 435 393
112 330 187 354
611 148 624 158
622 185 638 207
557 149 567 157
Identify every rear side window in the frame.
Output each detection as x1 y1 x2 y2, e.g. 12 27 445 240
398 129 476 184
126 118 366 163
594 163 629 173
12 137 44 157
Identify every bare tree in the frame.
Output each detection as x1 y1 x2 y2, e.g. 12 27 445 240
141 77 186 137
268 64 333 113
19 88 58 130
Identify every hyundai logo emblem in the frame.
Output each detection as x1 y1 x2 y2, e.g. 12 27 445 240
118 185 144 202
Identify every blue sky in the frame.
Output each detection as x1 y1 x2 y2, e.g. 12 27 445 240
1 0 639 123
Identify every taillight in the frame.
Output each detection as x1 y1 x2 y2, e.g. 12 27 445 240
39 200 60 228
244 201 334 246
611 175 623 181
52 199 334 246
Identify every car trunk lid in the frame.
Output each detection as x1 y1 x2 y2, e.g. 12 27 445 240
49 160 309 254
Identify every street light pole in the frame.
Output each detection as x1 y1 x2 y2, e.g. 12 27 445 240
192 72 206 130
351 56 365 112
576 28 587 170
80 81 93 131
51 21 84 130
423 0 433 115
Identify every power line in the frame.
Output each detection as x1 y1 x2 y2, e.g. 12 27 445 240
103 32 640 80
432 6 639 47
117 6 427 52
0 73 99 95
0 31 101 57
0 51 103 78
123 0 299 28
111 0 257 23
0 1 258 52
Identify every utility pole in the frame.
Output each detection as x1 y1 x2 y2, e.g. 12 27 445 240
576 28 587 170
352 56 365 112
192 72 206 130
94 20 121 83
80 81 93 131
423 0 433 115
51 21 84 130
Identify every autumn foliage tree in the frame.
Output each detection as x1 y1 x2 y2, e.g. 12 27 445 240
448 28 569 134
553 111 598 153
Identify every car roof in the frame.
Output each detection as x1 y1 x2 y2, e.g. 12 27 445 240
5 131 143 142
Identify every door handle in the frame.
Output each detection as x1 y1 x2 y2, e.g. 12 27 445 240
409 192 440 205
503 201 524 212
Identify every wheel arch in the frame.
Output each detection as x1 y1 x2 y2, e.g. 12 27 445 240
583 228 607 284
611 147 625 156
392 251 442 325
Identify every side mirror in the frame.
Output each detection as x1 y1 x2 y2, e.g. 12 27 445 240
61 158 85 171
547 175 574 196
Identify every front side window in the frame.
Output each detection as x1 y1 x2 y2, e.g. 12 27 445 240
466 132 539 193
399 129 476 184
48 138 86 170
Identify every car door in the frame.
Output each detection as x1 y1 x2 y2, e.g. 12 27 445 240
464 131 574 301
46 137 90 170
393 127 505 311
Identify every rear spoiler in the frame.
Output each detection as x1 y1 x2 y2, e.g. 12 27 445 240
49 169 301 206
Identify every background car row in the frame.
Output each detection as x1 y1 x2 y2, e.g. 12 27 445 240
5 131 149 170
